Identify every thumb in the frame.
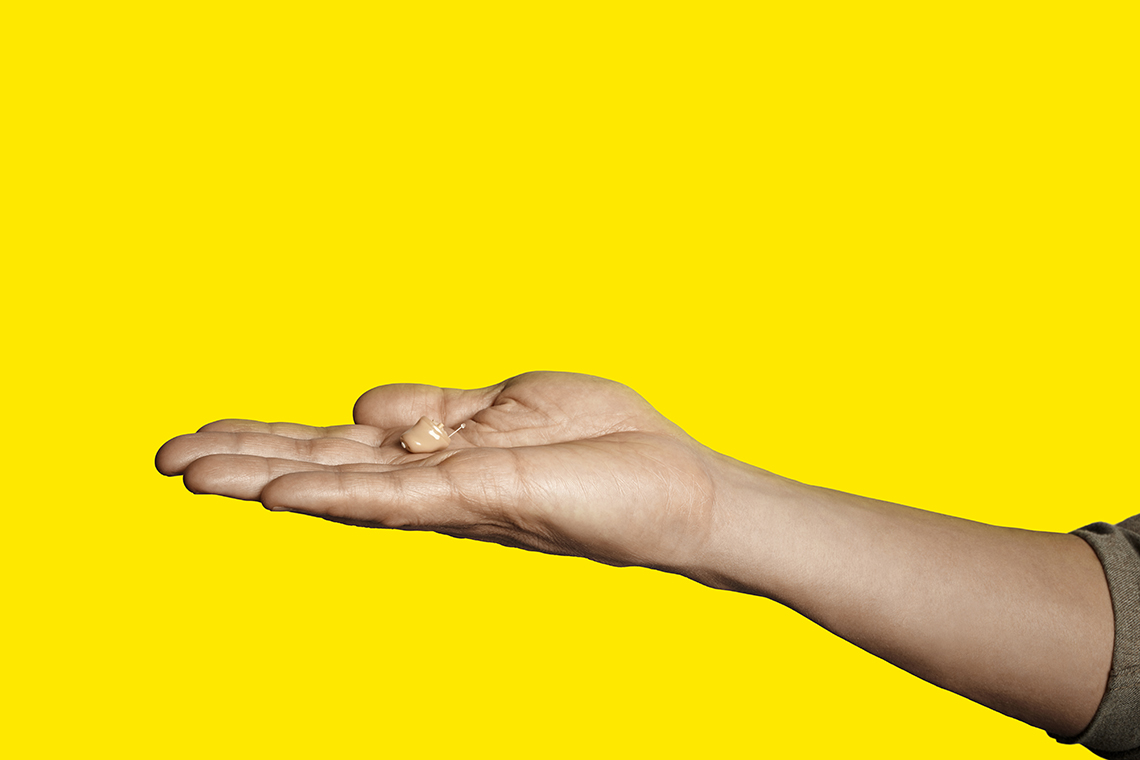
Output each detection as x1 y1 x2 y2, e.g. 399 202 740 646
352 381 503 430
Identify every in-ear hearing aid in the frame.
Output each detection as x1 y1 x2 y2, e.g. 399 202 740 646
399 416 465 453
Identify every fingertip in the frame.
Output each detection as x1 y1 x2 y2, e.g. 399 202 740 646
351 390 375 426
179 455 257 501
155 436 187 476
181 455 206 493
353 383 437 427
182 471 208 496
259 472 303 512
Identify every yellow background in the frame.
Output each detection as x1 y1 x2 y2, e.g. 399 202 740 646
3 1 1137 757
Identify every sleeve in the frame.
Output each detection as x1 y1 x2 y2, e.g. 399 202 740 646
1050 514 1140 758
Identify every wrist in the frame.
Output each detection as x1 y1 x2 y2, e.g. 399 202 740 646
680 449 798 597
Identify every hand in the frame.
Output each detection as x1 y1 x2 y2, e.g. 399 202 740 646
156 371 724 573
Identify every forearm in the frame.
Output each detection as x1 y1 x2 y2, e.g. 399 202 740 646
688 454 1114 737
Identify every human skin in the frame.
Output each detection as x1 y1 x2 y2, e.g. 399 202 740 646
155 371 1114 738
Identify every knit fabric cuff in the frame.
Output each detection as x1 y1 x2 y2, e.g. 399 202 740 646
1051 517 1140 758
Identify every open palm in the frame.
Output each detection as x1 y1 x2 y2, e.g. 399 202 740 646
156 372 723 572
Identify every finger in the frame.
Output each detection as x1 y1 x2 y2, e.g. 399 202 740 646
352 381 503 430
258 448 517 529
197 419 385 446
156 429 396 476
259 469 454 525
182 454 403 501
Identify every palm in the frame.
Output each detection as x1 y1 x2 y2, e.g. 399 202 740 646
157 372 718 571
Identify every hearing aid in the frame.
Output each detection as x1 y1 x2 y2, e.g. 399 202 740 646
399 416 465 453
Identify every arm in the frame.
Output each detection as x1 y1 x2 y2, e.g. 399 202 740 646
690 454 1114 737
156 371 1115 738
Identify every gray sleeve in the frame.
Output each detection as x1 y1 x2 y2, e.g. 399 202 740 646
1050 515 1140 758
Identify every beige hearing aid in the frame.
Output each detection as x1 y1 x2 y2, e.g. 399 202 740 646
399 416 465 453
